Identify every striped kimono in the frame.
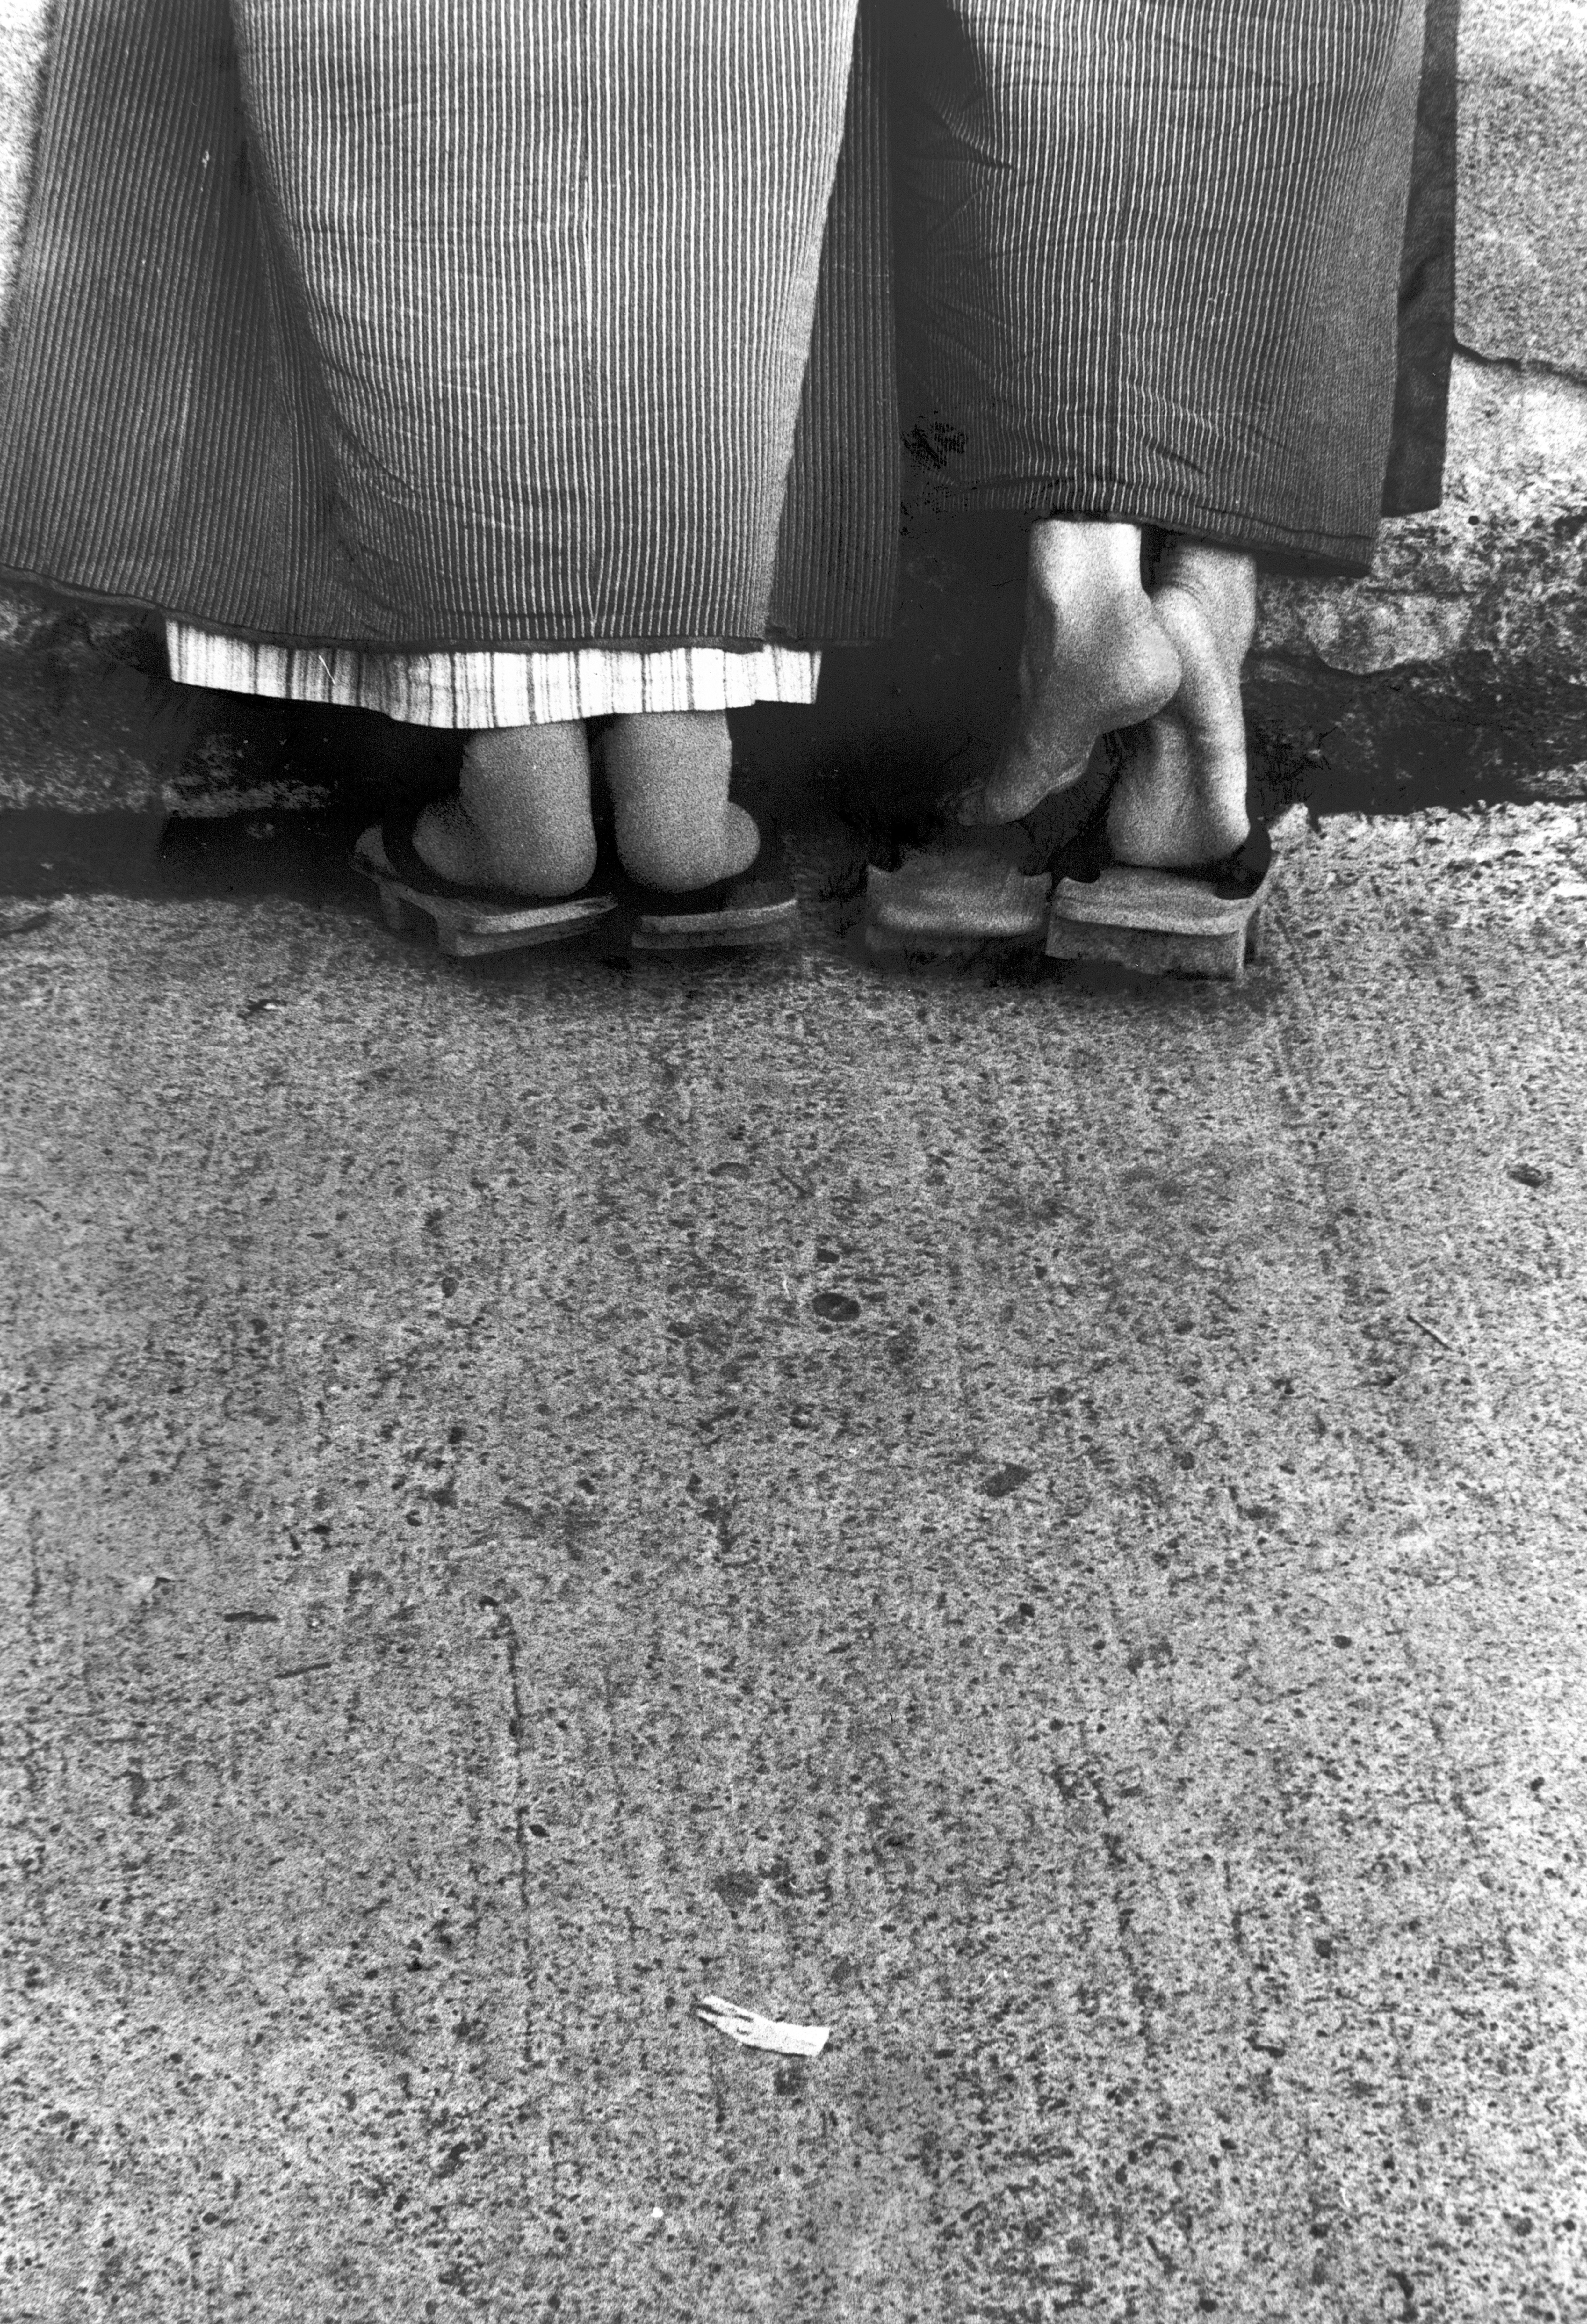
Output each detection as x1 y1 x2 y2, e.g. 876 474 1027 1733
0 0 1454 726
892 0 1457 573
0 1 897 724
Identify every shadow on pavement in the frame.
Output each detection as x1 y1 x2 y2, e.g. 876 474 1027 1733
0 674 824 908
0 805 380 904
1 566 1583 919
815 514 1587 841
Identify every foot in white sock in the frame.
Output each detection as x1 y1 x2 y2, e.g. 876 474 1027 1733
413 720 598 897
600 711 760 892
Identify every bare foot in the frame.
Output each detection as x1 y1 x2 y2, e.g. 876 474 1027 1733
413 721 599 896
600 712 760 892
956 519 1182 825
1106 542 1257 870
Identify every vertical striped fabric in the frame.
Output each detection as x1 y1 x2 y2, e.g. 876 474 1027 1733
162 626 822 729
893 0 1432 572
767 0 898 644
0 0 898 651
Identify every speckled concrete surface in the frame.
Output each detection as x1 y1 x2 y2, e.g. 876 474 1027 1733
2 800 1584 2322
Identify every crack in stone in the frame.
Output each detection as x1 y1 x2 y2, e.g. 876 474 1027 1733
490 1604 534 1916
1454 338 1587 396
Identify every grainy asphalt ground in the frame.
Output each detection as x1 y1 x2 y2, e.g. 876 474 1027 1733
3 795 1585 2322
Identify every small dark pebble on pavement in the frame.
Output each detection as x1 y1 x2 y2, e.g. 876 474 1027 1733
982 1463 1035 1499
0 903 53 938
812 1292 862 1322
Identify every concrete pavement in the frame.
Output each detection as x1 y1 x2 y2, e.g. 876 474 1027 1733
2 783 1585 2321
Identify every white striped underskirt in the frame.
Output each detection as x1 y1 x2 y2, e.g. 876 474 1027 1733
164 622 822 730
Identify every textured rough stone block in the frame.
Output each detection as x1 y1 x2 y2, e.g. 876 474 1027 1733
1458 0 1587 373
1252 0 1587 715
1245 0 1587 786
1258 358 1587 691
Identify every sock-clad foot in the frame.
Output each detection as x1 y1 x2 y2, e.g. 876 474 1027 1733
413 720 598 896
1106 542 1257 871
601 710 760 892
956 518 1182 826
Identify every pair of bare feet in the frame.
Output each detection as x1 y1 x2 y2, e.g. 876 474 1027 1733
413 711 761 897
956 521 1258 869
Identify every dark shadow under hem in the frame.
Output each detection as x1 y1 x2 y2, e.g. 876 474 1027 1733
900 484 1408 582
0 558 866 659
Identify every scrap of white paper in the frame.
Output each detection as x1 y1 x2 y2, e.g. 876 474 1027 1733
696 1995 830 2059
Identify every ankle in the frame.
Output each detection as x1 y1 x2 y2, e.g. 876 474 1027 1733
460 718 588 813
1157 540 1257 656
601 710 731 792
1028 518 1147 612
